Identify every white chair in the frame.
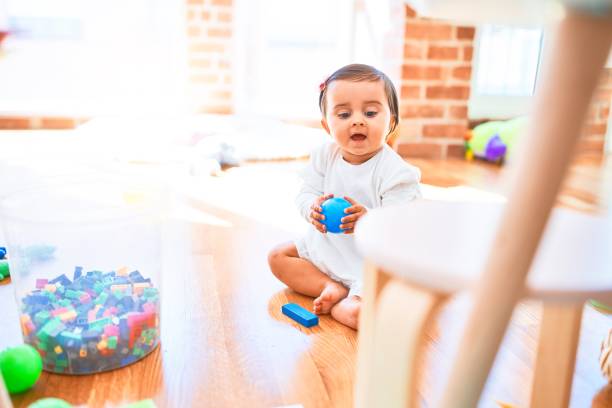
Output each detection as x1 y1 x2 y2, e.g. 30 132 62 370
354 6 612 408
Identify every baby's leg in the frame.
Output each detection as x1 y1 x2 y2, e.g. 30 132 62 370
268 242 348 314
331 296 361 330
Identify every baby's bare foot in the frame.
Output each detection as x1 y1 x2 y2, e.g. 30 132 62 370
331 295 361 329
313 281 348 314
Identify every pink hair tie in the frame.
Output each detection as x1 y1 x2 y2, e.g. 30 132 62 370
319 80 327 92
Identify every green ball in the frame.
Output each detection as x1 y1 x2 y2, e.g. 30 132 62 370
0 259 9 279
28 398 73 408
0 344 42 394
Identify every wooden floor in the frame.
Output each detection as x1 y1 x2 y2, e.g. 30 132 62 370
1 156 611 407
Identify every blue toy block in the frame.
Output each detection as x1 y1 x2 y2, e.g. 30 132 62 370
49 274 71 287
73 266 83 281
281 303 319 328
0 247 6 259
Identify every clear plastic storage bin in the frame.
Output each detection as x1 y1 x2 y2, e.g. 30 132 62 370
0 176 164 374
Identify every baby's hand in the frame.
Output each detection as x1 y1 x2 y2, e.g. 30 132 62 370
340 196 367 234
310 193 334 234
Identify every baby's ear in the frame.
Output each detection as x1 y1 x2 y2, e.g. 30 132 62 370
320 119 331 135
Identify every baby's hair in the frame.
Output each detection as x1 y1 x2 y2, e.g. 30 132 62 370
318 63 400 136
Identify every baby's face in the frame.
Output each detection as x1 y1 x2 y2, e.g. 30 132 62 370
322 79 392 164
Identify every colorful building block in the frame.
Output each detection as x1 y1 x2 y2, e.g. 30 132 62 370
281 303 319 328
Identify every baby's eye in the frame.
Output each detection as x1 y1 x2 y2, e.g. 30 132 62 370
337 112 350 119
365 111 378 118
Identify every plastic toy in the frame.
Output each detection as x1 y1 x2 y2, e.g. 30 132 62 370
0 260 9 280
464 117 527 163
0 344 43 394
18 267 159 374
0 247 8 281
28 398 73 408
282 303 319 328
320 197 352 233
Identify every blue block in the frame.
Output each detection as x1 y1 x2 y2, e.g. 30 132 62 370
49 273 71 287
73 266 83 280
281 303 319 328
0 247 6 259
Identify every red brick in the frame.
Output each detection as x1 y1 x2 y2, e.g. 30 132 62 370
427 46 458 60
0 117 31 129
426 86 470 100
457 26 476 40
403 64 442 80
401 85 421 99
423 124 467 138
187 26 201 37
401 104 444 118
199 104 232 114
190 74 220 84
447 143 466 158
463 46 474 61
189 58 212 68
212 90 232 100
190 42 226 53
449 105 468 119
41 117 76 129
405 5 417 18
404 43 424 59
396 142 444 159
207 27 231 38
218 11 232 23
405 23 453 40
595 89 612 100
452 66 472 80
577 137 605 156
583 123 607 136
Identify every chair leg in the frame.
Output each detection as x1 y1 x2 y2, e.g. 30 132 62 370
530 303 583 408
355 261 392 408
356 275 447 408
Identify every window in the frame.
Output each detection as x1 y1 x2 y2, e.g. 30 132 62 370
0 0 186 116
469 24 543 119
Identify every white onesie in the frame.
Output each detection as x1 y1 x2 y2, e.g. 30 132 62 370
294 141 422 297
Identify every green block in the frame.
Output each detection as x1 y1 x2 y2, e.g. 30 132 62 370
34 311 52 326
107 336 118 350
0 259 9 278
95 292 109 305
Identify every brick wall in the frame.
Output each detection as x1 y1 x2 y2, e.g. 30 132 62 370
186 0 233 114
395 5 474 159
0 116 88 130
578 68 612 157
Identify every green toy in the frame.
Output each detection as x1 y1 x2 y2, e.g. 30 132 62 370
0 344 42 394
123 399 157 408
28 398 72 408
465 116 527 163
0 260 8 280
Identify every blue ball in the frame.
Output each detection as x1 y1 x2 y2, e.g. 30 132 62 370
321 197 351 233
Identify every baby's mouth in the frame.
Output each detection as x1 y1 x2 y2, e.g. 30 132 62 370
350 134 367 141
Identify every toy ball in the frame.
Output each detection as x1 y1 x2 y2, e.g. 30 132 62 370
0 344 43 394
321 197 351 233
28 398 73 408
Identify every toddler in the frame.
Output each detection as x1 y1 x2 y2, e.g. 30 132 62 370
268 63 421 329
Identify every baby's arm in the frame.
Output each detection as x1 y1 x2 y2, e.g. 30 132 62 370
380 165 422 208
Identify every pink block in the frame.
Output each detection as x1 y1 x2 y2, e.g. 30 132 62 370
104 325 120 337
51 307 69 317
36 279 48 289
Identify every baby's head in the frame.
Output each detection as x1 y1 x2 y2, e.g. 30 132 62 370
318 64 400 164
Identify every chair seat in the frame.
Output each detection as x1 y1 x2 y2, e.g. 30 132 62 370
355 200 612 303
